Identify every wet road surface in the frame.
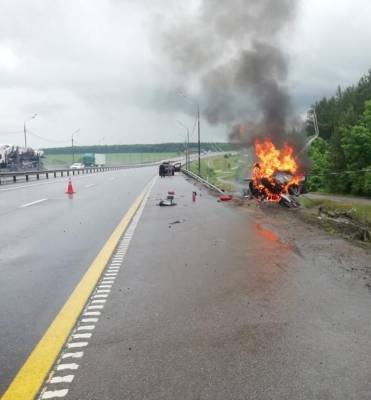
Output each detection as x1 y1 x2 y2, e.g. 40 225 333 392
0 166 155 395
41 175 371 399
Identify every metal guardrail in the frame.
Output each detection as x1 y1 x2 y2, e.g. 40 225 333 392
181 168 225 195
0 156 187 186
0 165 143 185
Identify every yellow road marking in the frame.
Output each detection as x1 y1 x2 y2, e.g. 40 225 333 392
1 178 154 400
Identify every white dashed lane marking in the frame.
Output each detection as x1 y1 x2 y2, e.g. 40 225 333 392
77 326 95 331
66 342 89 348
62 352 84 359
56 364 79 371
41 389 69 399
91 300 106 304
81 318 98 323
50 375 74 384
20 198 48 208
37 177 156 400
72 333 92 339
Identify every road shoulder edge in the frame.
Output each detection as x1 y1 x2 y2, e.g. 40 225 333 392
1 175 156 400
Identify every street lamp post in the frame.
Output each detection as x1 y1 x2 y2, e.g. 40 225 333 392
179 92 201 176
23 113 38 148
177 120 190 170
71 129 80 163
196 102 200 176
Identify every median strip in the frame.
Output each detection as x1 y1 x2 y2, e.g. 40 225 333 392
1 176 156 400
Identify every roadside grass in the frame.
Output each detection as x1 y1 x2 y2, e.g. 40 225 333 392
43 152 178 167
188 153 244 191
300 197 371 225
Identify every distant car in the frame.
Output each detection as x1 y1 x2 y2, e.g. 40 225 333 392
70 163 84 169
160 162 175 176
173 162 181 172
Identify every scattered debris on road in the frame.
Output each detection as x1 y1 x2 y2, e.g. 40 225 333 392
158 190 177 206
219 194 233 202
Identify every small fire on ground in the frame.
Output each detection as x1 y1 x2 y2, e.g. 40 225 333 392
249 138 303 207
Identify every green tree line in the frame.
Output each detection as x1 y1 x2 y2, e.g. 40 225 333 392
307 70 371 196
43 142 240 155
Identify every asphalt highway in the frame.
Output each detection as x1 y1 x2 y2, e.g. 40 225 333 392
38 175 371 400
0 166 156 395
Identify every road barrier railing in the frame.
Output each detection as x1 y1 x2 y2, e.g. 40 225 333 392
181 168 225 195
0 164 156 185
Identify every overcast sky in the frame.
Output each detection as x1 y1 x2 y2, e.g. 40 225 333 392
0 0 371 148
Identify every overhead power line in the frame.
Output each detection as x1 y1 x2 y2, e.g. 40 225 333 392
28 131 70 144
305 168 371 177
0 131 23 135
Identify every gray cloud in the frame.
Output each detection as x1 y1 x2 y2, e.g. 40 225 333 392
0 0 371 149
155 0 299 146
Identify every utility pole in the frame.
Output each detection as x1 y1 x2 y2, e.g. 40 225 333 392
178 91 201 175
177 120 190 170
23 122 26 148
197 103 201 176
72 136 74 163
71 129 80 163
24 113 38 148
187 130 190 170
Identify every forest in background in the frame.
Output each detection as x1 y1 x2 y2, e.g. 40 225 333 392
43 142 239 155
307 69 371 196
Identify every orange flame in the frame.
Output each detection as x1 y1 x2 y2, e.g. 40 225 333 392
253 138 302 202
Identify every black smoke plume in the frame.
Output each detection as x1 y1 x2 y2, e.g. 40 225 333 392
157 0 302 147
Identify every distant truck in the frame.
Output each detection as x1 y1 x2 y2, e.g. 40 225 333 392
0 144 44 170
82 153 106 167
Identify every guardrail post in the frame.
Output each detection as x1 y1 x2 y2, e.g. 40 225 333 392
54 171 56 178
26 175 29 181
61 171 63 177
46 172 49 179
73 170 75 175
67 170 70 176
13 175 16 183
36 173 39 180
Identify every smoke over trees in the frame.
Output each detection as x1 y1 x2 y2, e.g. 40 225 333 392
156 0 299 146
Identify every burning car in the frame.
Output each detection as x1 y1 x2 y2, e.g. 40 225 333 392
248 139 304 208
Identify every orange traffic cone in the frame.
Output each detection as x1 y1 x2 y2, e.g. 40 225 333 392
66 178 75 194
